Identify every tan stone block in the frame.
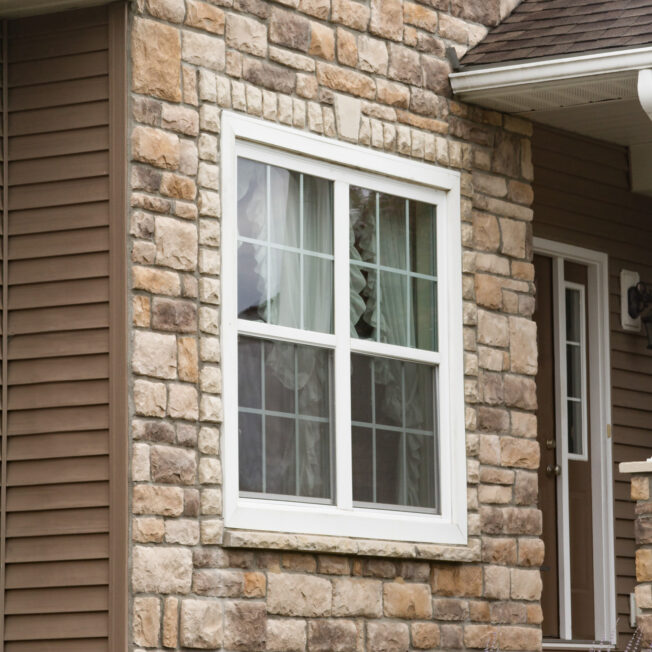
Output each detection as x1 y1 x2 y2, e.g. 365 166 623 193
268 574 331 616
500 218 527 259
498 626 542 651
147 0 185 22
500 437 539 470
473 213 500 252
133 516 165 543
132 443 150 482
132 125 180 170
133 596 161 647
526 602 543 624
431 564 482 597
403 2 437 31
376 78 409 108
388 43 420 85
133 331 177 379
477 309 509 347
482 537 516 565
162 104 200 137
155 216 198 272
512 412 537 438
133 296 151 328
491 600 526 624
332 0 369 30
168 383 199 420
201 518 224 544
133 485 184 516
369 0 402 40
180 599 223 648
475 274 502 309
270 8 311 51
484 564 510 599
464 624 496 649
332 577 382 617
224 601 266 650
132 18 181 101
509 316 537 375
367 622 409 652
357 35 388 73
432 597 468 621
309 21 335 60
637 549 652 582
178 337 199 383
504 507 542 536
511 568 542 601
160 173 197 201
514 470 538 505
337 27 358 65
266 618 307 651
633 476 651 501
187 0 225 34
198 457 222 484
411 622 440 649
243 572 266 598
308 620 357 651
200 487 222 515
193 569 243 598
165 518 200 545
182 29 226 70
133 545 193 594
162 596 179 647
478 484 512 504
317 62 375 99
133 265 181 296
504 375 537 410
226 13 266 56
134 379 167 417
151 445 197 485
473 171 507 198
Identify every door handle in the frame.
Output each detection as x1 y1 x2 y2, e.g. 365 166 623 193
546 464 561 476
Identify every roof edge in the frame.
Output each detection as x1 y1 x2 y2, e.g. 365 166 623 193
450 46 652 96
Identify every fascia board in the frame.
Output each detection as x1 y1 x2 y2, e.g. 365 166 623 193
450 46 652 96
0 0 108 17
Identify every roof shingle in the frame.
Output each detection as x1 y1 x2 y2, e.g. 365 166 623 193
462 0 652 66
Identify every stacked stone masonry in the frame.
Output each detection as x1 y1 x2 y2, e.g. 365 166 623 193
128 0 541 648
632 474 652 645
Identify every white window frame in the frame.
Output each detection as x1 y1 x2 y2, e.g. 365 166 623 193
221 112 466 544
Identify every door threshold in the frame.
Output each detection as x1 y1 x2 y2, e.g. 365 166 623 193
543 640 614 650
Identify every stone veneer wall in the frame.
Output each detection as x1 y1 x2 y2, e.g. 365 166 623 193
630 472 652 644
127 0 543 648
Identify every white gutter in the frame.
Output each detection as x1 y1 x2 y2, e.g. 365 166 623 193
450 46 652 95
638 69 652 121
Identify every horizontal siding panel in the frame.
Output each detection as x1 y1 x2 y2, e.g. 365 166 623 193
8 379 108 410
8 25 108 62
4 612 108 640
8 278 108 310
6 507 109 537
7 51 108 88
9 76 108 113
5 639 107 652
8 101 108 137
9 151 109 186
8 176 109 210
9 354 108 385
6 456 108 486
7 5 107 37
9 253 109 286
8 405 108 436
8 329 109 360
9 227 109 259
8 202 108 235
9 125 109 161
8 303 109 335
6 482 109 512
7 431 109 461
4 586 108 615
5 534 108 564
4 559 109 589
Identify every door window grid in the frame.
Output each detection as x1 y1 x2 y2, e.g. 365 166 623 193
563 283 588 461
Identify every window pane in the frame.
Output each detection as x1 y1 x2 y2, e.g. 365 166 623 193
303 175 333 254
568 401 583 456
238 158 334 334
237 158 266 239
412 278 438 352
351 354 438 511
410 201 436 275
238 337 333 501
237 242 266 321
566 343 581 399
350 186 437 351
239 411 262 492
269 166 300 248
379 194 406 270
304 256 333 333
566 288 581 342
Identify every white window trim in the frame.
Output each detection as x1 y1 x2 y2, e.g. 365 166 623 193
221 112 466 544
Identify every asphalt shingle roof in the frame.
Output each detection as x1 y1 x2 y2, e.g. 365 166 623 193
462 0 652 67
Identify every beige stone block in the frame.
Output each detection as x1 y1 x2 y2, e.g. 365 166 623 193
132 125 180 170
182 30 225 70
168 384 199 420
473 213 500 252
309 21 335 60
332 577 382 617
308 619 357 651
180 599 223 648
357 34 388 73
133 331 177 379
638 549 652 582
224 601 267 650
201 518 224 544
511 568 542 601
266 618 307 651
500 218 527 259
178 337 199 383
500 437 539 470
147 0 185 22
464 624 496 650
388 43 420 85
160 172 197 200
633 476 651 501
151 445 196 484
132 18 181 101
133 485 184 516
332 0 369 30
484 564 510 599
163 596 179 647
226 13 266 56
383 582 431 619
132 443 150 482
133 596 161 647
337 27 357 66
369 0 402 40
482 537 516 565
134 379 167 417
198 426 220 454
504 375 537 410
244 572 266 598
200 395 223 422
133 266 181 297
133 516 165 543
165 518 200 545
270 8 311 51
187 0 225 34
201 487 222 515
132 545 193 594
333 93 361 141
479 484 512 504
477 309 509 347
376 79 409 108
193 569 243 597
155 216 198 271
317 63 375 99
367 622 409 652
199 457 222 484
132 295 150 328
509 316 537 375
498 625 542 651
411 622 440 649
267 574 331 616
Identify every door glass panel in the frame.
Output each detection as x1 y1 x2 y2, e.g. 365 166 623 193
564 286 586 457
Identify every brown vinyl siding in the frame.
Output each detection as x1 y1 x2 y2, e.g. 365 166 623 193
0 4 126 649
532 124 652 649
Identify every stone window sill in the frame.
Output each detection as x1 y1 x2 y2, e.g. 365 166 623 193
223 529 481 562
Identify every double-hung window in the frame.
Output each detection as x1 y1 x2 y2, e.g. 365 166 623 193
221 113 466 544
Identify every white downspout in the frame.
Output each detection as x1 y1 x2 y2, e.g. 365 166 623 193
631 70 652 195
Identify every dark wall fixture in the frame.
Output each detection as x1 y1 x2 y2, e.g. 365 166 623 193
628 282 652 349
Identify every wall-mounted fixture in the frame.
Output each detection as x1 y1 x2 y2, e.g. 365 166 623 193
622 270 641 331
628 281 652 349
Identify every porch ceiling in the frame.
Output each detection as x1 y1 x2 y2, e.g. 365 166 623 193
0 0 108 18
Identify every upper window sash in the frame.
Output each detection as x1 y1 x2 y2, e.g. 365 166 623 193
221 112 466 545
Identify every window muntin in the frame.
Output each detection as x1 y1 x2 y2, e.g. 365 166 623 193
222 113 465 545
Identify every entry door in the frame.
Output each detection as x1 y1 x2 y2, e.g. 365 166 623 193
535 254 596 643
0 5 126 649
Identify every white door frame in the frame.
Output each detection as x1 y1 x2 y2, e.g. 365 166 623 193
534 237 616 645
